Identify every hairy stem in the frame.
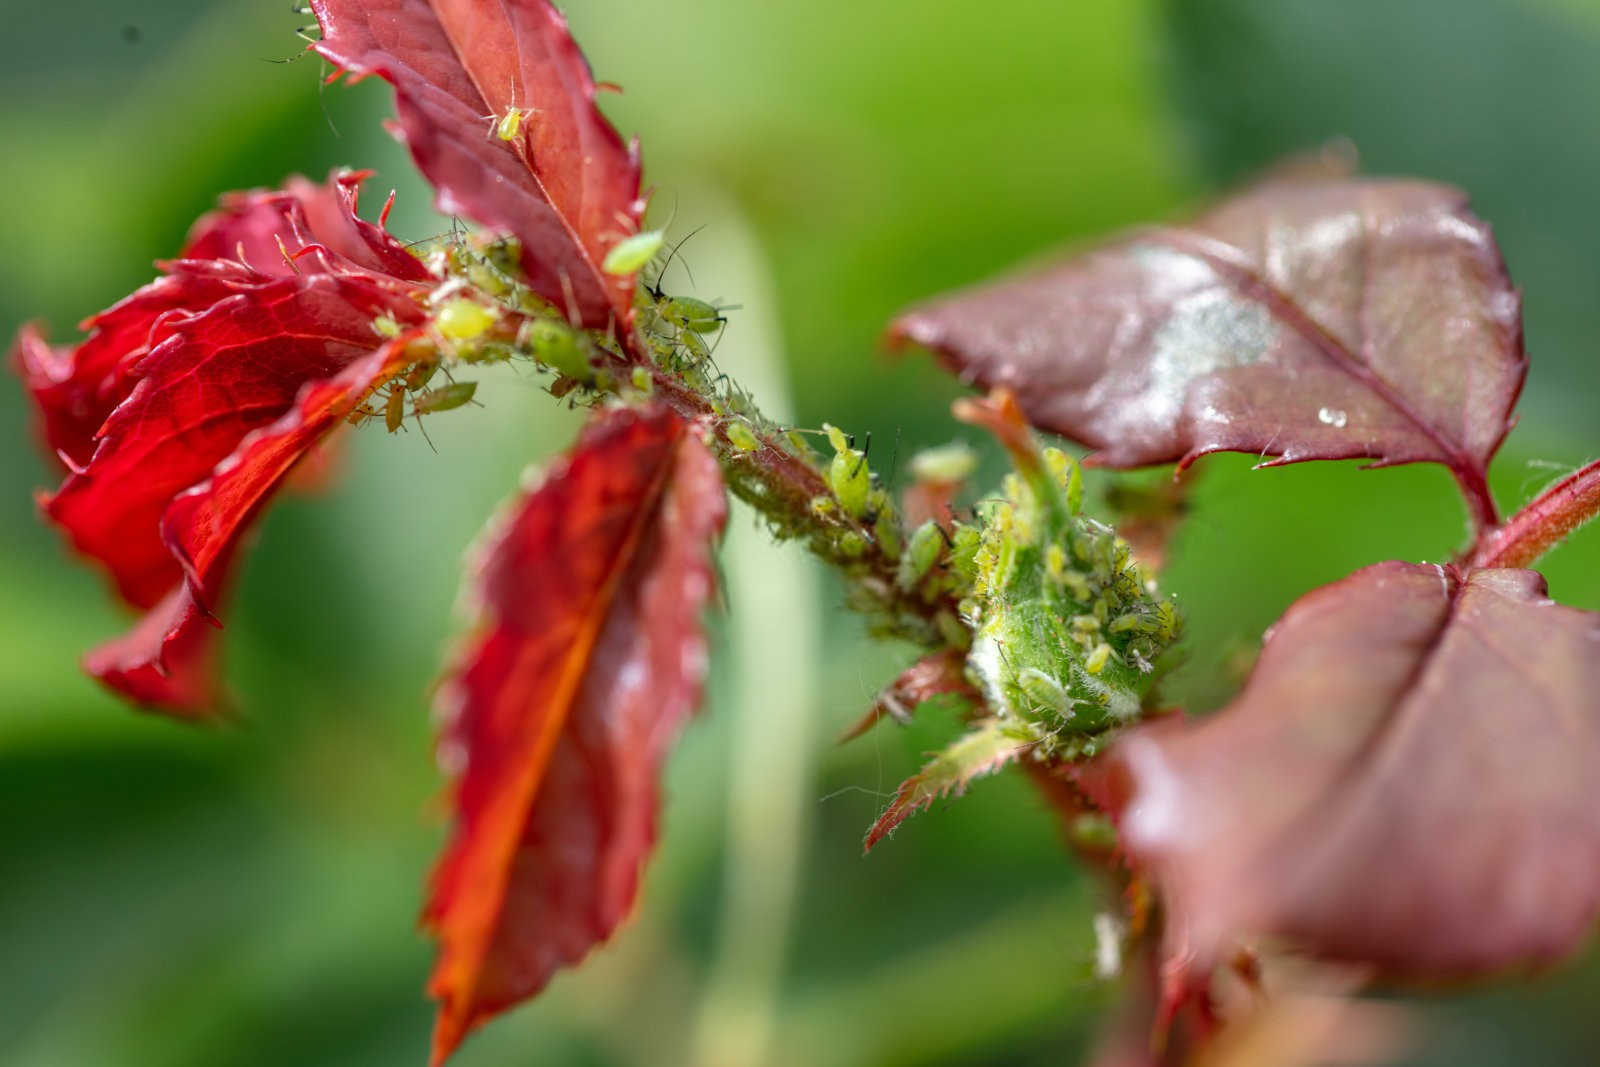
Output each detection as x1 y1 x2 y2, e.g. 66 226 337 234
1469 457 1600 569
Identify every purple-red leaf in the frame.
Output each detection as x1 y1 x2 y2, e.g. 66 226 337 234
890 178 1525 527
13 173 432 717
425 405 725 1064
1093 562 1600 1001
311 0 646 328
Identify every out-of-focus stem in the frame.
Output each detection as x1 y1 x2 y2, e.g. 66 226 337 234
678 190 819 1067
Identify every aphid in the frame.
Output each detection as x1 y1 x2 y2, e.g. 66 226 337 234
435 298 497 342
826 440 872 520
523 318 595 384
1084 642 1112 676
383 385 405 433
1017 667 1071 716
630 366 654 395
412 381 478 415
493 106 533 141
897 520 943 591
658 294 726 334
602 229 666 276
405 360 440 392
836 530 868 558
724 419 761 453
908 441 977 485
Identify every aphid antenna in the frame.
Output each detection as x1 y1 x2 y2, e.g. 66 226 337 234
849 431 872 478
884 426 903 487
650 222 706 296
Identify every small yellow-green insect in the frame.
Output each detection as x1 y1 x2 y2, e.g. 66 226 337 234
898 520 945 590
602 229 666 276
489 105 534 142
724 419 761 453
823 424 872 520
412 380 478 415
658 294 727 334
435 298 497 342
523 318 595 384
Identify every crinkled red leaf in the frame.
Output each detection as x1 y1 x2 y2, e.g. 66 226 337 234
311 0 646 327
183 169 434 283
13 173 433 717
425 405 725 1064
1092 562 1600 1002
45 272 422 611
890 177 1525 524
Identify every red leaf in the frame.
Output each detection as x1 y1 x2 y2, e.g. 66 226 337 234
425 405 726 1064
836 648 976 743
311 0 646 328
1093 562 1600 1001
890 177 1525 527
183 169 435 283
862 718 1036 852
13 173 433 717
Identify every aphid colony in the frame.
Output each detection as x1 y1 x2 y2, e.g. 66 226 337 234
960 440 1179 758
351 233 632 432
351 224 1179 747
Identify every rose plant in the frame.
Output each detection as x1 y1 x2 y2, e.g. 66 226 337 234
11 1 1599 1063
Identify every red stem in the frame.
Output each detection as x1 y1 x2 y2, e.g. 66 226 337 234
1469 458 1600 569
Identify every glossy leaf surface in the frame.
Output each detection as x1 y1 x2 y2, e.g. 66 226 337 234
1094 562 1600 994
426 405 725 1064
311 0 645 327
890 178 1525 522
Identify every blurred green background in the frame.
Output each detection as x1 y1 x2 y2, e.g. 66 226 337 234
3 0 1599 1064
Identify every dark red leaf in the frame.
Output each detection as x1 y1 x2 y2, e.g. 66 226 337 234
13 173 433 717
425 405 725 1064
1092 562 1600 1001
311 0 646 327
890 178 1525 527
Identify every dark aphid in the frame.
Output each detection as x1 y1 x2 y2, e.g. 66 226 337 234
384 386 405 433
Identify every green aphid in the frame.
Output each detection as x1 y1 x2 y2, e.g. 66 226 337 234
822 424 872 519
660 294 726 334
680 329 711 362
909 441 977 485
873 508 903 560
837 530 868 558
630 366 654 395
524 318 594 383
725 420 761 453
372 314 403 339
404 360 439 392
492 106 533 142
412 381 478 415
1084 642 1112 676
603 229 665 276
948 524 982 584
436 298 497 342
1017 667 1071 716
898 520 943 591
